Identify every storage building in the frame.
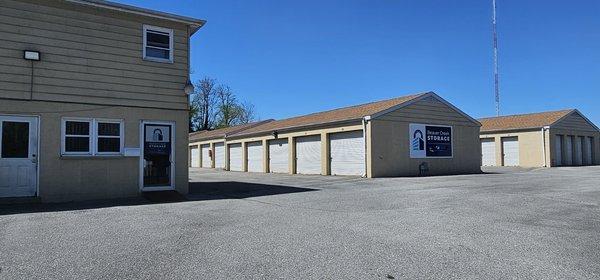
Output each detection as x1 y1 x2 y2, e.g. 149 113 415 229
190 92 482 177
479 109 600 167
188 120 274 168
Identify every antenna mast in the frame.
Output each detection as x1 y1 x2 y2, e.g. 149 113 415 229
492 0 500 116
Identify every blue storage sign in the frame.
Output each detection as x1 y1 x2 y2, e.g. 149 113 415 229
409 124 453 158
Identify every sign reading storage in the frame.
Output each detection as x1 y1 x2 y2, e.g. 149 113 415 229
409 124 452 158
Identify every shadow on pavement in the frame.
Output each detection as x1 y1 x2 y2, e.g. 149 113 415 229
188 181 317 200
0 182 316 215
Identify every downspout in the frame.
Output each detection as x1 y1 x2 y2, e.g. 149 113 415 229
362 115 371 178
541 126 550 167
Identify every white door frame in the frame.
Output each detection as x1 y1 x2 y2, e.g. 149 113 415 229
139 120 175 192
0 114 40 197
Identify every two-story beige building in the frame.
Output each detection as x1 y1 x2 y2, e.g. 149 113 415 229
0 0 204 202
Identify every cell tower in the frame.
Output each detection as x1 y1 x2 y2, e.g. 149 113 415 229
492 0 500 116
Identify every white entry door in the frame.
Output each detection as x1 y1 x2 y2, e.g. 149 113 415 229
228 143 243 171
201 144 211 168
329 131 365 176
502 137 519 166
296 135 321 175
214 142 225 169
481 138 496 166
0 116 38 198
190 146 199 167
269 139 288 173
246 141 263 172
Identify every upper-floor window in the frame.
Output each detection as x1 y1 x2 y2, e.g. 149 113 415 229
143 25 173 63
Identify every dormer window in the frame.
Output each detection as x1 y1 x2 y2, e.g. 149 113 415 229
143 25 173 63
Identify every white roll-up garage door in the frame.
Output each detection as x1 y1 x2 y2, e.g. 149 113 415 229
214 142 225 169
201 144 211 168
296 135 321 175
564 136 573 166
228 143 243 171
554 135 563 166
584 137 593 165
481 138 496 166
269 139 288 173
247 141 263 173
190 146 199 167
502 137 519 166
329 131 365 176
575 136 584 166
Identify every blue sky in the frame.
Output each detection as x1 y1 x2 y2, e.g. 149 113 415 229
120 0 599 124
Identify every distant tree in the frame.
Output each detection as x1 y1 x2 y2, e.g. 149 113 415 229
189 77 256 130
192 77 217 131
214 85 237 128
235 101 256 125
189 101 199 132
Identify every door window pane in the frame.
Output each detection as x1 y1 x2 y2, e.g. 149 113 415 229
1 121 29 158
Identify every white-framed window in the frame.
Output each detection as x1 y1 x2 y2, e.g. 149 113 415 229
143 25 174 63
62 118 93 155
61 118 124 156
95 119 124 155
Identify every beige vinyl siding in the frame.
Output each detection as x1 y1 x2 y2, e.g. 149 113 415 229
377 96 478 127
0 99 190 202
552 112 598 132
369 96 481 177
0 2 188 44
0 0 190 110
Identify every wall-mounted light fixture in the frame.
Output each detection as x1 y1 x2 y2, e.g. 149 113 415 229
184 79 194 95
24 50 40 61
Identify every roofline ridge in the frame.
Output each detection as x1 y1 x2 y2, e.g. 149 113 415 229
261 91 430 124
478 108 574 120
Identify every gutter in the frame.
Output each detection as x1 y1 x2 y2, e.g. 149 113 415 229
480 127 550 134
541 126 550 167
362 115 371 178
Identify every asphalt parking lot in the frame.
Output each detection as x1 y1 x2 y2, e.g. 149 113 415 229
1 166 600 279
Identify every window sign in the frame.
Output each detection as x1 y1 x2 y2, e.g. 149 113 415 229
409 124 453 158
144 125 171 155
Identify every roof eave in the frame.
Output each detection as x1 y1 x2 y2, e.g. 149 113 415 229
66 0 206 32
480 126 547 133
190 135 225 143
228 118 364 140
